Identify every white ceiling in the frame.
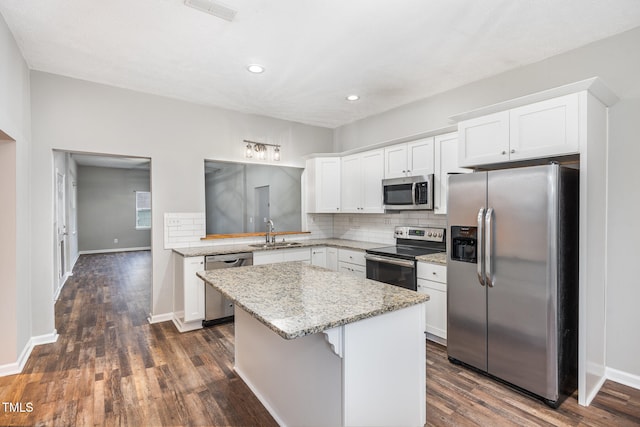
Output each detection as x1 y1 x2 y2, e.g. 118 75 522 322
2 0 640 129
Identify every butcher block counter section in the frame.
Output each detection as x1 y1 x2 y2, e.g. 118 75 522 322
197 261 428 427
197 262 429 339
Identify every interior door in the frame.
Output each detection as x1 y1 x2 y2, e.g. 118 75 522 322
55 171 67 290
446 172 488 371
486 165 557 399
255 185 270 233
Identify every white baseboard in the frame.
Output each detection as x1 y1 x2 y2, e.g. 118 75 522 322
0 330 59 377
148 312 173 324
606 367 640 391
78 246 151 255
53 272 72 301
171 313 203 333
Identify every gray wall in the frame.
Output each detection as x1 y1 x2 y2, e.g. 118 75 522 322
77 165 151 252
335 27 640 380
0 13 32 368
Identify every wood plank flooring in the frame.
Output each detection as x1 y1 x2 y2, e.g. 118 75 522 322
1 251 639 426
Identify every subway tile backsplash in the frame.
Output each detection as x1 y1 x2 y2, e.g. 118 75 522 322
306 212 447 245
164 212 206 249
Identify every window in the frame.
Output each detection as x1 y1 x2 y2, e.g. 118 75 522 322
135 191 151 230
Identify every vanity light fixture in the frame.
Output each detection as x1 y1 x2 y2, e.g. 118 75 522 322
243 139 281 161
346 94 360 101
247 64 265 74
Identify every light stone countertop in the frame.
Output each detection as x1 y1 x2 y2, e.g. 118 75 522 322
197 262 429 340
173 238 386 257
416 251 447 265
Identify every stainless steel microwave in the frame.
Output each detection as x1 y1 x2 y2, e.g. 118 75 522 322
382 175 434 211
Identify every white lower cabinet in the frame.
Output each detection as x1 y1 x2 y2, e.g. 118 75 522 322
253 247 311 265
417 262 447 344
326 247 338 271
173 254 205 332
338 248 366 278
311 247 327 268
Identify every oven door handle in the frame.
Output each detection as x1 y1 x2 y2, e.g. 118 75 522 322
365 254 416 268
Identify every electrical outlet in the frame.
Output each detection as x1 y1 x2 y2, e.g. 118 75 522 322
384 218 391 225
114 238 118 244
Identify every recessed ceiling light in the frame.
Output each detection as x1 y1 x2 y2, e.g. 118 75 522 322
247 64 265 74
346 94 360 101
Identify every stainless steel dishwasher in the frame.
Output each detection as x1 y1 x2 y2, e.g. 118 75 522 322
203 252 253 327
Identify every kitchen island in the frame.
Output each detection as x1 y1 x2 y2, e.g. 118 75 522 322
197 262 429 427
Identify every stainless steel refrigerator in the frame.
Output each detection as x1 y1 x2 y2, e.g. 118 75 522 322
447 163 579 407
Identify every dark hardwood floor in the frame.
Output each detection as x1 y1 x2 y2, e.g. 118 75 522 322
1 251 638 426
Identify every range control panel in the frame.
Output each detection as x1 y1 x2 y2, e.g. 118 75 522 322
394 226 445 243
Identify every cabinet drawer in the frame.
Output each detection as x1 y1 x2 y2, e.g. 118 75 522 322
338 262 366 278
417 262 447 283
338 248 366 266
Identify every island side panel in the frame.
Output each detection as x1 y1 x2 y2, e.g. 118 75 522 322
343 303 427 427
234 307 343 427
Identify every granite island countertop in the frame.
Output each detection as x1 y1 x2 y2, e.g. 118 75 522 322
173 238 386 257
197 262 429 340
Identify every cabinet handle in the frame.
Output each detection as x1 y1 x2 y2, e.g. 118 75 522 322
501 150 507 155
510 149 515 154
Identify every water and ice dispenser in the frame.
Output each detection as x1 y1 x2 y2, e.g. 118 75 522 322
450 226 478 263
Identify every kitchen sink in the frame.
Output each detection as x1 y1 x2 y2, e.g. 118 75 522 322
248 241 303 249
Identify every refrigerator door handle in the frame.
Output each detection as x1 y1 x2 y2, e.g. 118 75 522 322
485 208 494 287
477 207 485 286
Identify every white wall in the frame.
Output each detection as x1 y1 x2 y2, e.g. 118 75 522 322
0 13 32 368
29 72 333 335
335 27 640 382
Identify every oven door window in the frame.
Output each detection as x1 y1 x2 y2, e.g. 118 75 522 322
383 184 413 205
366 259 416 291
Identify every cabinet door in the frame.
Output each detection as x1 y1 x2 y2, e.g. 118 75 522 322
184 257 205 322
311 247 327 268
509 93 580 161
417 279 447 340
341 154 361 213
326 247 338 271
339 262 366 278
434 132 469 215
316 157 340 213
253 250 283 265
384 144 408 179
360 149 384 213
281 247 311 263
407 137 434 177
458 111 510 167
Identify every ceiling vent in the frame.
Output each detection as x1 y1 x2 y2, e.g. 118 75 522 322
184 0 237 22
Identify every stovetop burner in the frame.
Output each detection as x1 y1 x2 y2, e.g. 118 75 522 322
366 226 446 260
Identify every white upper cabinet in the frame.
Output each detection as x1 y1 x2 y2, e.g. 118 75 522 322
341 149 384 213
458 111 510 167
384 137 434 178
458 93 581 168
306 157 341 213
433 132 470 215
509 93 580 160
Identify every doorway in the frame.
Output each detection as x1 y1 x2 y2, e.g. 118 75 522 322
52 150 152 318
255 185 270 233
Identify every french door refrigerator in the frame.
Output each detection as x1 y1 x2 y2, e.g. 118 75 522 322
447 163 579 407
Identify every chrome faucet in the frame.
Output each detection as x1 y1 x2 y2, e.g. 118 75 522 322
265 219 275 244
